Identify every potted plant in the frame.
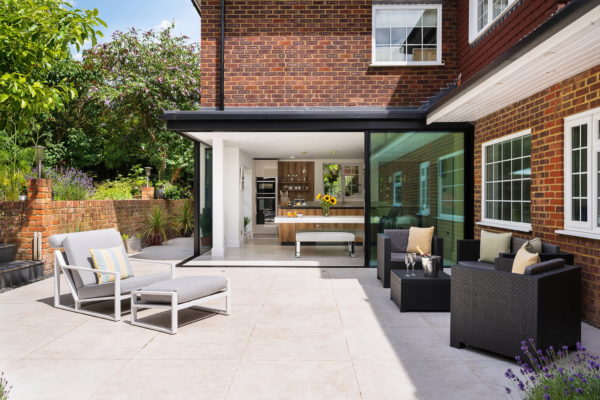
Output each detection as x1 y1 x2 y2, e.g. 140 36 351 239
172 199 194 237
121 233 142 254
200 210 212 246
142 206 168 246
243 216 251 233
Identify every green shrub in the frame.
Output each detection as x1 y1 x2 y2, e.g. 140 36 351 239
142 206 169 245
172 199 193 237
159 182 190 200
0 147 33 201
46 167 95 200
92 180 133 200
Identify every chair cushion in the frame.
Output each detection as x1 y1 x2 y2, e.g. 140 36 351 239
77 272 170 299
458 260 495 270
62 229 133 288
479 230 512 263
140 276 227 304
391 252 422 264
90 247 132 284
384 229 409 253
541 242 560 254
512 244 540 274
510 237 527 253
407 226 434 254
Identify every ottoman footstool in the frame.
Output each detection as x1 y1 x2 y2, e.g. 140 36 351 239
131 276 230 334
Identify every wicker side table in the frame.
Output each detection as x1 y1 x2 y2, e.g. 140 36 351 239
390 270 451 312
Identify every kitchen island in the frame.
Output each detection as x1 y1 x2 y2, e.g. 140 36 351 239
276 206 364 244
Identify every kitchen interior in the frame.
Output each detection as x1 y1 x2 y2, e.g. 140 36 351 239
188 131 366 266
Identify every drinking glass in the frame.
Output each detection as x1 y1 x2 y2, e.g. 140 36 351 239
410 253 417 276
404 255 411 277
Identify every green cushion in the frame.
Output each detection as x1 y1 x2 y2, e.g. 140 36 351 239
478 230 512 264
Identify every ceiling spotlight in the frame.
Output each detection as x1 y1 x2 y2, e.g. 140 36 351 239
290 155 296 159
330 150 338 155
300 151 308 155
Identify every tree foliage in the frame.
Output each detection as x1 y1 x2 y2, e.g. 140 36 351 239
43 26 200 184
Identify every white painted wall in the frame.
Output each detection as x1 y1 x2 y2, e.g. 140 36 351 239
212 138 225 257
223 146 254 249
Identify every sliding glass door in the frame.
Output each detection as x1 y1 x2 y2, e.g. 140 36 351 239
368 131 466 266
198 143 213 255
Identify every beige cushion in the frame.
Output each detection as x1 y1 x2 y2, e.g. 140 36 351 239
524 238 542 253
479 230 512 263
406 226 434 255
512 244 540 274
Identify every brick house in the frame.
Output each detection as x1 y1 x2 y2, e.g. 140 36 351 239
163 0 600 326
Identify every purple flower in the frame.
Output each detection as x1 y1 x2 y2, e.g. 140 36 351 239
543 394 551 400
504 387 511 394
575 387 583 394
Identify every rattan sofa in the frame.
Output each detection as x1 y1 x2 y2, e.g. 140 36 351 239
377 229 443 288
450 257 581 358
456 237 574 269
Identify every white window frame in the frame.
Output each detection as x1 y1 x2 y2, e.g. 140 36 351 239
419 161 430 216
479 129 532 232
468 0 518 43
438 150 464 222
322 163 362 197
392 170 403 206
371 4 443 67
561 107 600 237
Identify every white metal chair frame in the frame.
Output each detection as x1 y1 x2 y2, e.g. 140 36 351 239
53 250 175 322
130 279 230 334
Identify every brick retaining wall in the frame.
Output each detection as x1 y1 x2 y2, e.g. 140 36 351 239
0 179 189 273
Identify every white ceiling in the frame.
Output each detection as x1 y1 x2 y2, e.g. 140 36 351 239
186 131 365 159
427 4 600 123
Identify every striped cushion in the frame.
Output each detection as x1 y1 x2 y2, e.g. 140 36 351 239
89 247 132 284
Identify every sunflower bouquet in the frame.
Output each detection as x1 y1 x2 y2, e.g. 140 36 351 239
316 193 337 216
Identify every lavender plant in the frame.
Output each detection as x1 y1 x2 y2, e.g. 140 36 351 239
45 167 95 200
504 339 600 399
0 371 10 400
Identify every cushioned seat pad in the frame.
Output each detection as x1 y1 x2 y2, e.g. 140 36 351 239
457 261 495 270
77 272 170 299
140 276 227 304
391 253 422 263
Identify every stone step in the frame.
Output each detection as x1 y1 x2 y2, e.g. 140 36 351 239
0 260 45 291
0 244 17 263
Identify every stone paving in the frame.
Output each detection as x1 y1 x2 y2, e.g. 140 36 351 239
1 263 599 400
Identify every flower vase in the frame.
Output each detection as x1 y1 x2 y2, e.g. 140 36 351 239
322 208 330 217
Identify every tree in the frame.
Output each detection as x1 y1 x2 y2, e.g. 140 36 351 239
0 0 105 145
61 26 200 183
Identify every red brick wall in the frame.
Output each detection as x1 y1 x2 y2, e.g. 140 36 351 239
456 0 572 83
0 180 188 273
473 65 600 326
200 0 459 108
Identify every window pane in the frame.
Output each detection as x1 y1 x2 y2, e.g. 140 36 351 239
502 140 511 160
485 145 493 163
375 46 390 62
522 157 531 178
422 9 437 26
512 138 522 158
502 202 511 221
406 27 422 45
422 28 437 44
376 28 391 45
523 135 531 155
511 202 522 222
486 201 493 219
523 202 531 223
573 149 580 173
502 160 511 180
493 143 501 162
390 9 405 27
478 0 489 31
493 163 501 181
493 0 509 18
486 164 493 181
391 28 408 45
523 180 531 201
581 174 587 197
375 9 391 28
502 181 511 201
573 176 580 197
581 124 587 147
486 182 493 199
419 46 437 61
572 126 580 148
390 46 406 62
511 158 522 179
494 182 502 200
581 149 587 173
405 9 423 28
512 180 521 200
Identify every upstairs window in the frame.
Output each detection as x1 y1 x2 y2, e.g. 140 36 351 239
469 0 518 42
372 4 442 66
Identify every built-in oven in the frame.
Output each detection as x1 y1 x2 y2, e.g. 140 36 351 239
256 177 276 197
256 196 276 224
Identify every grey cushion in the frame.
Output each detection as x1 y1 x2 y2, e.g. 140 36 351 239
391 252 422 264
77 272 170 299
62 229 132 288
525 259 565 275
510 237 527 253
458 260 495 270
384 229 409 253
541 243 560 254
48 233 68 249
140 276 227 304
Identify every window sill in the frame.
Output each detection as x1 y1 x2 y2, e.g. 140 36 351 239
369 62 444 67
555 230 600 241
476 220 532 233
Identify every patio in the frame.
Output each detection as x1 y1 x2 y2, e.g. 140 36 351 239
1 263 599 400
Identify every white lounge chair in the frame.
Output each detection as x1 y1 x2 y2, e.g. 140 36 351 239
50 228 175 321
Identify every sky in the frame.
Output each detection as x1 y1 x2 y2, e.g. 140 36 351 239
71 0 200 59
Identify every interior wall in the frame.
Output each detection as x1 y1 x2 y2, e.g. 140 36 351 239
224 146 254 249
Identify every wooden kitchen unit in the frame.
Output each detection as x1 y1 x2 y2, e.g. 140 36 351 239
278 161 314 203
277 207 364 243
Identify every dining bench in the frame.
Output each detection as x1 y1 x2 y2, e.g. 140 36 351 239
295 230 355 258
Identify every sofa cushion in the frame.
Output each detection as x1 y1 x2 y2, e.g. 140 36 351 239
479 230 512 264
525 238 542 253
512 244 540 274
77 272 170 299
140 276 227 304
458 260 495 270
407 226 434 255
541 242 560 254
89 246 132 284
62 229 133 288
391 252 422 264
524 259 565 275
384 229 409 253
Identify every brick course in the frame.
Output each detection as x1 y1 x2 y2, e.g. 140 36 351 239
200 0 460 108
0 180 188 273
473 64 600 327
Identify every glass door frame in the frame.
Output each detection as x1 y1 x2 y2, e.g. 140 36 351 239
363 129 475 268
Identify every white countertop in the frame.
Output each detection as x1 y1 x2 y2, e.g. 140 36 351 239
274 216 364 224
